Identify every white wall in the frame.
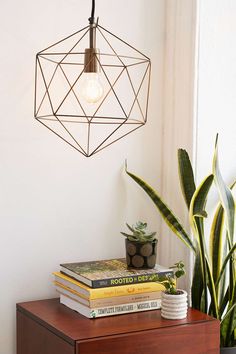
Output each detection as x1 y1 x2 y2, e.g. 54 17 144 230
196 0 236 184
0 1 166 353
159 0 198 290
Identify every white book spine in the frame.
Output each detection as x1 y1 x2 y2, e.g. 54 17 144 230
60 294 161 319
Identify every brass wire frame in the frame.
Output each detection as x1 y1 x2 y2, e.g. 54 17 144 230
34 23 151 157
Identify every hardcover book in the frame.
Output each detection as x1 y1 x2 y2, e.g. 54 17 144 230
60 293 161 318
53 272 166 299
55 281 162 308
60 258 172 288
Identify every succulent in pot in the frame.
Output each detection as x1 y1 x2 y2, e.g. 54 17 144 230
121 221 157 269
159 261 187 320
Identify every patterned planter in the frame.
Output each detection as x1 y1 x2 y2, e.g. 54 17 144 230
161 290 188 320
125 239 157 269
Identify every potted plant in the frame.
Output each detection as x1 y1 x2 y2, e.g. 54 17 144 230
125 135 236 352
158 261 187 319
121 221 157 269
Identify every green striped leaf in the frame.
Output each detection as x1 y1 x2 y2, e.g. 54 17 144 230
213 135 235 244
219 287 229 318
191 175 214 219
218 240 228 315
191 246 204 310
125 165 196 252
210 204 225 287
216 242 236 287
205 257 219 319
221 285 236 347
178 149 196 210
189 175 215 314
226 305 236 346
217 241 236 345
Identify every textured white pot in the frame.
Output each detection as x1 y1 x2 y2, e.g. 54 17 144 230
161 290 188 320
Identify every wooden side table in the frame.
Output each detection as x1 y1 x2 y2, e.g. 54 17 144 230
17 298 220 354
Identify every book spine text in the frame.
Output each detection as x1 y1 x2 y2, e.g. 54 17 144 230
91 271 174 288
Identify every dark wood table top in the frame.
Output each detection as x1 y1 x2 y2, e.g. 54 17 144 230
17 298 217 344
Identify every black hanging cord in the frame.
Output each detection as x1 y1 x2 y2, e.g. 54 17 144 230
89 0 95 24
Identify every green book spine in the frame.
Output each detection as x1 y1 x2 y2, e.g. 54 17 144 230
60 258 173 289
61 269 173 288
90 270 173 288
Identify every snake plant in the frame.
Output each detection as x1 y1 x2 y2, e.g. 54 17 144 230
125 135 235 348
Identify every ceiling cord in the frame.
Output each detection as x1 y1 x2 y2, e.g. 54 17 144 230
89 0 95 24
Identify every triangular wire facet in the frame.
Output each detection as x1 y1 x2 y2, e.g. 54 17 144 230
91 65 127 120
97 25 149 63
126 63 150 119
36 58 56 116
37 57 59 89
61 120 89 154
128 100 145 123
44 63 77 113
95 28 125 67
56 64 88 119
35 59 51 117
36 90 54 118
59 53 85 66
39 54 66 64
90 122 144 156
126 62 150 97
39 26 90 55
37 117 87 155
128 63 151 122
88 121 126 155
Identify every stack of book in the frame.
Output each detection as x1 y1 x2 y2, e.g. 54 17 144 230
53 258 172 319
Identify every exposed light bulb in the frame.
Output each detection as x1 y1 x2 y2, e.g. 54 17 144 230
81 73 104 103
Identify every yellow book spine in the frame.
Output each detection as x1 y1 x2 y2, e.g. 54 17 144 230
54 281 89 300
55 281 162 308
88 282 165 299
53 272 165 299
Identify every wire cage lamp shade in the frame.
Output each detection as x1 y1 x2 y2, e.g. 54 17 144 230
34 3 151 157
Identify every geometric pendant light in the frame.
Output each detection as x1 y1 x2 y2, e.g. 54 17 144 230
34 0 151 157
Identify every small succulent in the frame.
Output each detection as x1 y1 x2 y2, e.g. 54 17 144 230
121 221 157 242
158 261 186 295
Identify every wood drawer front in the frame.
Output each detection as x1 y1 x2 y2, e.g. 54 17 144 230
17 311 74 354
77 321 219 354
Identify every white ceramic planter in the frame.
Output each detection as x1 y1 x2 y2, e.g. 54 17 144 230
161 290 188 320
